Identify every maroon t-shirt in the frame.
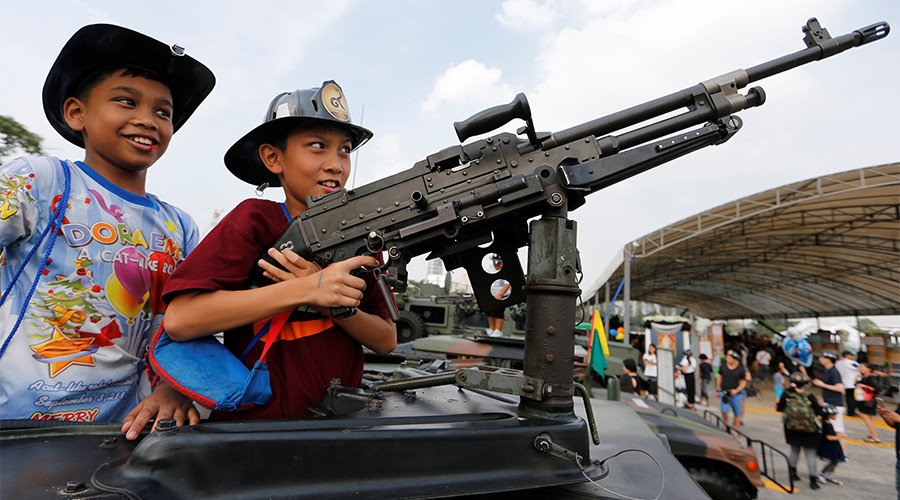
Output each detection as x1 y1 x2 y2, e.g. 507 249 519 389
163 199 391 419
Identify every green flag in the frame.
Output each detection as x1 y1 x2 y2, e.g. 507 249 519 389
588 311 608 377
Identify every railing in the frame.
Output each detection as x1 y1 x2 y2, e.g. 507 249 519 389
703 410 795 494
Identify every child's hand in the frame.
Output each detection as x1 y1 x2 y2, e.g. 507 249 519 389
259 247 320 282
304 255 378 310
121 382 199 440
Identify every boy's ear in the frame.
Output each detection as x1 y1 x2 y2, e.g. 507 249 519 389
258 143 283 176
62 96 87 132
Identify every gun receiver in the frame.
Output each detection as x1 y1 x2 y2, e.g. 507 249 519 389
248 18 889 319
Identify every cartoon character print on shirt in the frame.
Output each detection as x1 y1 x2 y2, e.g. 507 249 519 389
0 171 36 219
28 258 117 376
23 189 184 378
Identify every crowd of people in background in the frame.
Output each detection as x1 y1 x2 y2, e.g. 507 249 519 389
623 328 895 492
626 330 893 425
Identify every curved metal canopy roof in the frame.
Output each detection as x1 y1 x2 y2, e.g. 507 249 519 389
585 163 900 320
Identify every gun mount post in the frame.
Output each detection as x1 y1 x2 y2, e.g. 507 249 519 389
518 204 581 419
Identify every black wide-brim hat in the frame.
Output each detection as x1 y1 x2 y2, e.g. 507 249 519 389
225 82 373 187
43 24 216 148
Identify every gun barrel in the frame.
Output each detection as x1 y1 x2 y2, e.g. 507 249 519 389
543 19 889 150
746 21 889 82
543 88 697 150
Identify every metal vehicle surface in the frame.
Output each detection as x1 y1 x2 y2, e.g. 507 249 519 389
372 340 768 500
2 378 708 500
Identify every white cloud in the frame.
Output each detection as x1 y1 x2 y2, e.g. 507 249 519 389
422 60 517 120
495 0 560 31
350 131 410 187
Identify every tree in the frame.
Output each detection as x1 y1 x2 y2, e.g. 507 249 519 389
1 115 45 163
857 317 882 334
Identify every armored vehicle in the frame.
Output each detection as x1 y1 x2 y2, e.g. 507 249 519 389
617 395 766 499
370 336 774 500
394 282 526 341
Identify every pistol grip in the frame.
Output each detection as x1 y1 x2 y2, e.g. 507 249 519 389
330 306 358 319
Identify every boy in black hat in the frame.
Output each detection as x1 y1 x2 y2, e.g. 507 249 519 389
161 82 396 421
0 25 214 438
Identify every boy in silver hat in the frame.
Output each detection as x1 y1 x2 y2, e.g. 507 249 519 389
162 82 396 420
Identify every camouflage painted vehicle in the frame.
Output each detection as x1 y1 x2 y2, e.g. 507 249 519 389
409 334 528 369
616 395 765 500
393 283 525 342
370 338 769 500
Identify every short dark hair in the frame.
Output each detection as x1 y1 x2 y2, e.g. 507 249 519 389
261 127 292 155
841 350 853 357
262 125 353 155
623 358 637 373
76 66 169 101
699 354 708 360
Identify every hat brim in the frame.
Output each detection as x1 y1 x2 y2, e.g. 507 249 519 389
224 117 373 187
43 24 215 148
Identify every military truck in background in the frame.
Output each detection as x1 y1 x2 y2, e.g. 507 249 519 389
390 301 634 380
393 281 526 342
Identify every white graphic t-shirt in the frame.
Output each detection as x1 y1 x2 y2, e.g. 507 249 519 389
0 156 198 422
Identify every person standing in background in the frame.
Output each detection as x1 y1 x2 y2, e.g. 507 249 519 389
816 405 845 485
698 354 713 407
485 255 509 337
756 347 772 380
773 361 789 405
718 350 748 434
856 363 882 443
678 349 697 410
777 372 823 491
642 344 658 399
620 358 639 394
812 351 847 452
835 351 860 417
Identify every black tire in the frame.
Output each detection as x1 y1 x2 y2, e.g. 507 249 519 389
687 466 749 500
396 310 426 342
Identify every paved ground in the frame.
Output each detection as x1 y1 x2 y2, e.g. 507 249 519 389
695 379 897 500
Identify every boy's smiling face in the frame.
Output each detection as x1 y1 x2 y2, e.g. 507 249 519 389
63 70 174 193
260 127 352 216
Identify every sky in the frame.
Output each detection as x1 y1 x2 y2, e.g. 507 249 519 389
2 0 898 322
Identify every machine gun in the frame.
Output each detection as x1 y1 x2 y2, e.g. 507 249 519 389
250 18 887 417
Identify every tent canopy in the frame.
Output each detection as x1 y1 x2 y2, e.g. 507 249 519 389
584 163 900 320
